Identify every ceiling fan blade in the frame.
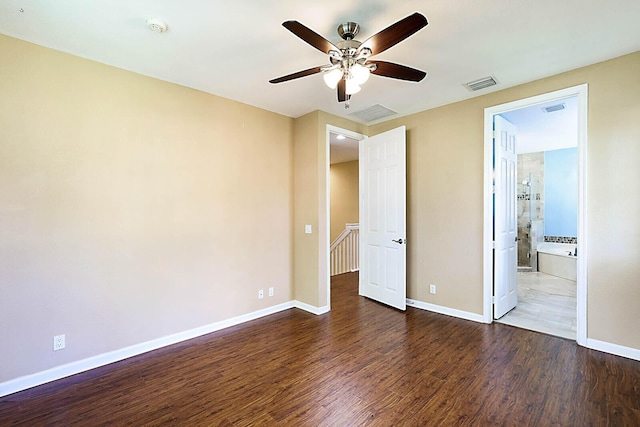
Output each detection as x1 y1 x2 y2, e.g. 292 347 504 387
360 12 428 56
282 21 340 54
337 79 350 102
269 66 324 84
369 60 427 82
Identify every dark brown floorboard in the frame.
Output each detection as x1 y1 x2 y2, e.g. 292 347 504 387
1 272 639 425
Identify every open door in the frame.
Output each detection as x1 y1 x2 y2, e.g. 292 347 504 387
359 126 406 310
494 115 518 318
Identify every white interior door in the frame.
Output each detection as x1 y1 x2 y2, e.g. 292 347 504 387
494 115 518 318
359 126 406 310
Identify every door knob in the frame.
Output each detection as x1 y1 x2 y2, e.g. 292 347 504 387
392 238 405 244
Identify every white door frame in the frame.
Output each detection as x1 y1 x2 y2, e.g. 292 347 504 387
482 84 588 346
326 125 367 309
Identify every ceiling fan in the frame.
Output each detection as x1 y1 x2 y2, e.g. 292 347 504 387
269 12 429 107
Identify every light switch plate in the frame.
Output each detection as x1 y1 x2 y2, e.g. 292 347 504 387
305 224 312 234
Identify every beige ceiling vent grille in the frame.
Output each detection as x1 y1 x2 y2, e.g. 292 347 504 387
348 104 398 123
463 76 498 92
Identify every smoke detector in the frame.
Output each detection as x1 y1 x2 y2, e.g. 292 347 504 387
146 18 167 33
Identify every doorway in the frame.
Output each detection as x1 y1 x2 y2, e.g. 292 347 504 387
326 125 408 311
482 84 588 346
495 96 579 340
327 125 365 308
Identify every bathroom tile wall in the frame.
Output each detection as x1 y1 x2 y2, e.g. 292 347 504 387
544 236 578 244
517 152 545 268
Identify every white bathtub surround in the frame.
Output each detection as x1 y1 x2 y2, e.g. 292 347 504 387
537 242 577 281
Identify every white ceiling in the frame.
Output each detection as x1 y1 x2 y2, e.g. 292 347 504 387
502 96 578 154
330 132 361 164
1 0 639 125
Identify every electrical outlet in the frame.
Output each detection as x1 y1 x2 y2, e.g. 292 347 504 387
258 289 264 299
430 284 436 294
53 334 65 351
268 287 274 297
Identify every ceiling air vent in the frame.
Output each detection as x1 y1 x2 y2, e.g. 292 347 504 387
348 104 398 123
464 76 498 92
542 103 566 113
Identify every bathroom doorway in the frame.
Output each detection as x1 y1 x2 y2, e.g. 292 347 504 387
500 104 578 338
483 85 587 345
497 96 578 339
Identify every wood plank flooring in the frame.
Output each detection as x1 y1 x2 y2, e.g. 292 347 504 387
1 272 639 425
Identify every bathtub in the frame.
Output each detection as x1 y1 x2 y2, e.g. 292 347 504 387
536 242 577 281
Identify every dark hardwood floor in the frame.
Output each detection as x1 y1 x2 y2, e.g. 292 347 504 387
1 272 639 426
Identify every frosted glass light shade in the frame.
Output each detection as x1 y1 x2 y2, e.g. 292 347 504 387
323 69 343 89
345 78 361 95
351 63 370 85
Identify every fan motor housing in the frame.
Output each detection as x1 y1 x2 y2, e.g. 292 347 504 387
337 22 360 40
337 40 361 50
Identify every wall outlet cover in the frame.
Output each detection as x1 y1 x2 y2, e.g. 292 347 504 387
53 334 65 351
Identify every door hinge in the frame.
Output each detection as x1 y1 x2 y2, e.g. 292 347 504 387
492 296 496 304
491 241 496 249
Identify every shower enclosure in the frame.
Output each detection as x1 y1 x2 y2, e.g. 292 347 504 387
517 173 544 271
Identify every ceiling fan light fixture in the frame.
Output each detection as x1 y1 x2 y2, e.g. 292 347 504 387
345 78 361 95
323 68 343 89
351 63 370 85
270 13 428 104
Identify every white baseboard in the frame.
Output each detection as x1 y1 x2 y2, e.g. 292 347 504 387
406 298 486 323
4 297 638 398
0 301 295 398
586 338 640 361
406 299 640 361
293 300 330 315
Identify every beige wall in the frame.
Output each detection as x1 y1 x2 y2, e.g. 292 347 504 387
330 160 359 242
293 112 320 307
0 35 294 382
370 51 640 350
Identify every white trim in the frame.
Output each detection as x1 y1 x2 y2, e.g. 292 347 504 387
575 86 588 347
586 338 640 362
293 300 330 315
483 84 589 345
482 108 494 323
0 301 295 398
407 299 487 324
